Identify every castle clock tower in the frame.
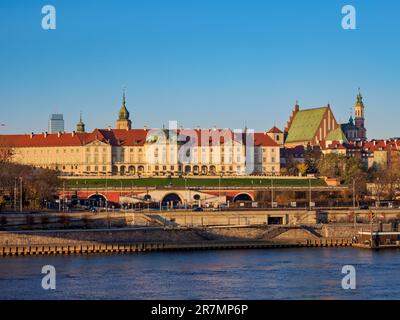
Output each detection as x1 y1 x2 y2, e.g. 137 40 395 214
116 91 132 130
76 112 85 133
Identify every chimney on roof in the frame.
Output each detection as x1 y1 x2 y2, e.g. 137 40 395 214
30 132 34 138
58 131 61 138
144 125 147 131
44 132 47 138
72 131 75 137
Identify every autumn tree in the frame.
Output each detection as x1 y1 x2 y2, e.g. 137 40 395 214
297 163 308 176
284 155 300 176
317 153 343 178
317 153 366 204
0 159 61 211
369 152 400 201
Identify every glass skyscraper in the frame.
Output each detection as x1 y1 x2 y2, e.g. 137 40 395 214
48 114 64 133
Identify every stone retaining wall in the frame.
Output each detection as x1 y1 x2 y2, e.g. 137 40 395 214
0 224 359 247
0 228 205 246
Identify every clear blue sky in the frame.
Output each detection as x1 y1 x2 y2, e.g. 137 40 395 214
0 0 399 138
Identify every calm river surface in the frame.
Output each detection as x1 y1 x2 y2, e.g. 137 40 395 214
1 248 399 299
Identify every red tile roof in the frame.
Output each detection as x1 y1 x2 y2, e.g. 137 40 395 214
0 128 279 148
0 132 85 147
267 126 283 134
254 133 280 147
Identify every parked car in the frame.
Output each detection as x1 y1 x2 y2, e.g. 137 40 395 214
359 205 369 210
192 206 203 212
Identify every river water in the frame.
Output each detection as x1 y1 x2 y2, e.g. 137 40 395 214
0 248 399 300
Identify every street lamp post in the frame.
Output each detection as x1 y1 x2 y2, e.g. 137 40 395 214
271 179 274 208
120 180 123 211
14 178 17 212
353 178 356 234
19 177 23 213
219 173 223 210
105 175 108 212
63 180 66 212
184 174 187 209
308 179 312 210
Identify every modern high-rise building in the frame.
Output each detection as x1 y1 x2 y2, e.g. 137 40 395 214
48 114 64 133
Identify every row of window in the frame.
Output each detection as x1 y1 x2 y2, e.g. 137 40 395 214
24 148 81 154
22 146 277 156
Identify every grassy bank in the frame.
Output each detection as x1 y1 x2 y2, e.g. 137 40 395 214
64 177 327 188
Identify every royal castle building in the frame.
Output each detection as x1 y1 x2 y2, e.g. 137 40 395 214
0 93 281 176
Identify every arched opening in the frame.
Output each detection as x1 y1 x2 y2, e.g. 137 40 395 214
112 166 118 175
184 165 191 174
128 166 135 175
201 165 208 175
209 165 216 175
88 194 107 207
120 166 126 176
161 193 182 207
193 165 199 175
138 166 144 174
233 193 253 202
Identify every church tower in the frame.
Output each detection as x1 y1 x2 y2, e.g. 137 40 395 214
354 89 366 140
76 112 85 133
116 90 132 130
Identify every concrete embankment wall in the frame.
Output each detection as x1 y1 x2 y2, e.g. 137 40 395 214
0 224 355 247
160 210 318 225
322 223 392 238
0 210 318 230
0 228 208 246
2 209 399 231
0 225 357 256
322 210 400 223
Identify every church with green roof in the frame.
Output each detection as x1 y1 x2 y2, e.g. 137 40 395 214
284 102 347 147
